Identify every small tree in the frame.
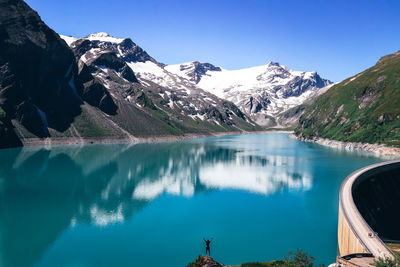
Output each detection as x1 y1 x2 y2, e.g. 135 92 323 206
284 249 324 267
373 254 400 267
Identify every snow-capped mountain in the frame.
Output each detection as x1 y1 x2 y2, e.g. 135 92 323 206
60 33 260 132
166 61 332 126
61 32 331 129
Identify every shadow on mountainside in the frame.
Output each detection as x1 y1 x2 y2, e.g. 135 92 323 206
0 0 83 140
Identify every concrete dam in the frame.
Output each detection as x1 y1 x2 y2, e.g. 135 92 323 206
337 160 400 266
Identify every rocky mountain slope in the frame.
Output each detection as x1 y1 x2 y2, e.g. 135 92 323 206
62 32 260 135
295 50 400 147
166 61 332 127
0 0 260 148
0 0 83 147
77 33 331 129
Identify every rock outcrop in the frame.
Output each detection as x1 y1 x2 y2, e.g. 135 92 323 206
0 0 82 141
187 256 226 267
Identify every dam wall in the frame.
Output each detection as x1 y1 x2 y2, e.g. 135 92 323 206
337 160 400 259
338 203 368 255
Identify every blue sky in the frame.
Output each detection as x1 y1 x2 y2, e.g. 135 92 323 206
26 0 400 82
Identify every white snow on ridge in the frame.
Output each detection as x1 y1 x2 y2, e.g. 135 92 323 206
60 35 78 46
60 32 124 45
128 58 331 125
79 48 102 63
85 32 125 44
192 62 311 96
164 62 220 82
163 63 189 80
128 61 165 78
126 61 189 91
188 114 206 121
165 61 331 121
59 31 332 127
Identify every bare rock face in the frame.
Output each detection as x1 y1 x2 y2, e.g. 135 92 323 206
70 34 156 65
179 61 222 83
118 38 156 63
79 77 117 115
75 55 119 115
0 0 82 140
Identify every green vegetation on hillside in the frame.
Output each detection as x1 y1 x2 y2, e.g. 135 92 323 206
240 249 323 267
386 243 400 256
70 108 115 137
295 50 400 147
373 254 400 267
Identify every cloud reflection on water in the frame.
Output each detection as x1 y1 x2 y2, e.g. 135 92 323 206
1 138 314 228
132 153 312 200
0 135 313 267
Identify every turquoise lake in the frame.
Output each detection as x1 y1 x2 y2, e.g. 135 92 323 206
0 133 384 267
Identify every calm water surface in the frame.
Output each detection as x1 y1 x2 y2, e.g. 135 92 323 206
0 133 384 266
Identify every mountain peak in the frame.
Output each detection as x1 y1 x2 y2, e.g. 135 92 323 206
167 61 221 83
85 32 125 44
266 61 281 67
86 32 111 38
191 61 221 70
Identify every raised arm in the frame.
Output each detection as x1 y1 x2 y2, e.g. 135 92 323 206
210 237 213 242
203 238 206 242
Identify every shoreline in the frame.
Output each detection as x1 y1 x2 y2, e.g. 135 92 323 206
17 130 292 148
291 134 400 158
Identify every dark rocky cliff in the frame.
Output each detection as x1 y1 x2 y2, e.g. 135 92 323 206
0 0 82 144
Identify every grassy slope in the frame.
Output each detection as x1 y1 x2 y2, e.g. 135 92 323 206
295 50 400 147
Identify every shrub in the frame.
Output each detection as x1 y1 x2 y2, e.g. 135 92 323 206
373 254 400 267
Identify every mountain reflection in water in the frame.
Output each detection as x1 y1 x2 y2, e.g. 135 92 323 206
0 135 312 267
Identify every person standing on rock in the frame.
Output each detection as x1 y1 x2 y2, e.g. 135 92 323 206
203 237 213 256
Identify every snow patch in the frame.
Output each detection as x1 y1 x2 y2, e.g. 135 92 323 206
126 95 133 102
86 32 125 44
59 35 78 46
